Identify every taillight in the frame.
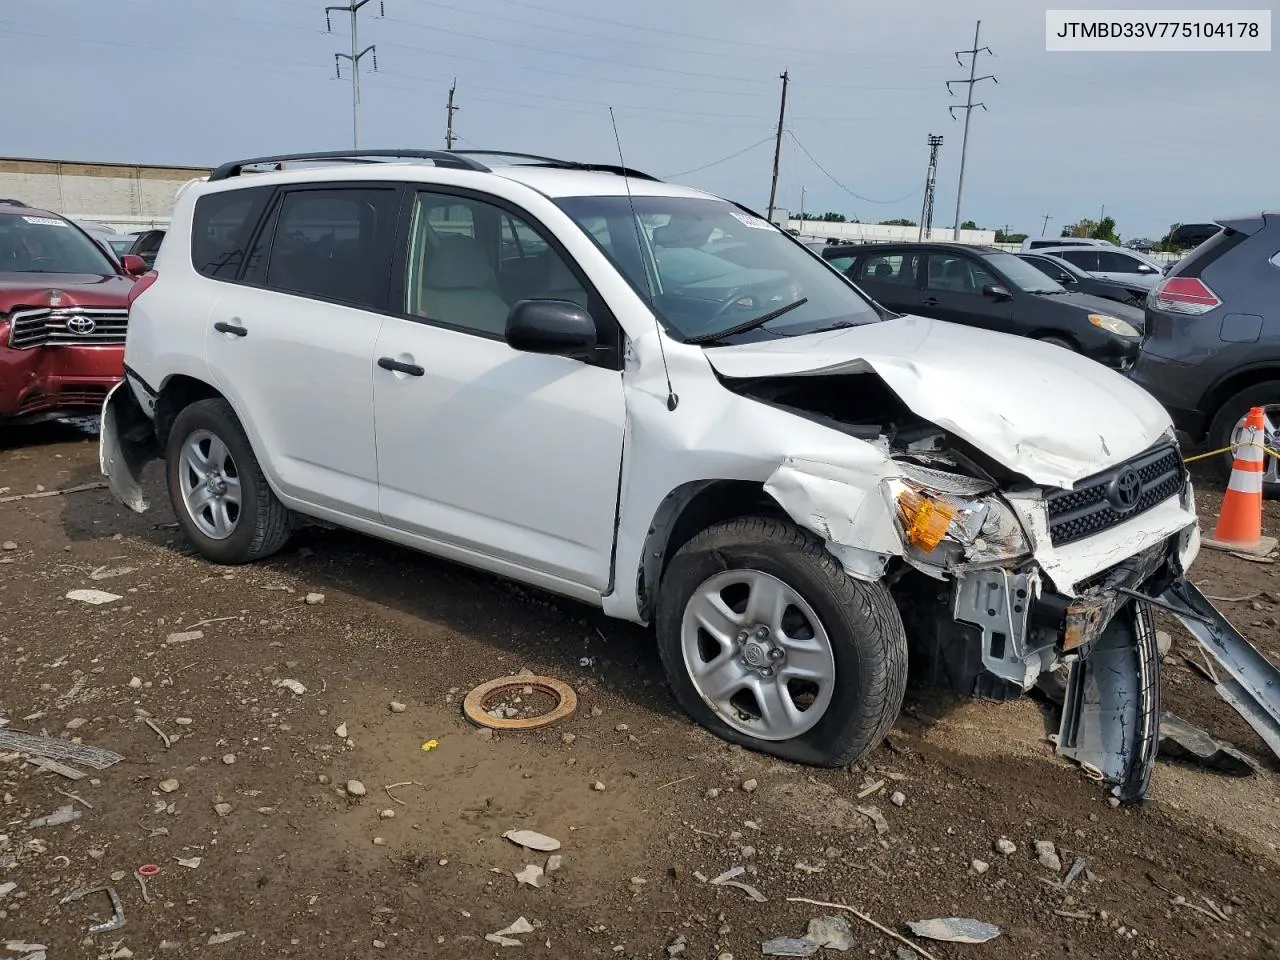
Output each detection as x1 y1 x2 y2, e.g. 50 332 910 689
127 270 158 309
1152 276 1221 315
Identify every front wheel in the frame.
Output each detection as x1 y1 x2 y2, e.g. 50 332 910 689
165 398 293 564
655 517 908 767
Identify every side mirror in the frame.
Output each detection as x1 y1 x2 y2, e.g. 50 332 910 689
1137 264 1156 273
1057 272 1074 284
506 299 597 359
121 254 148 277
982 283 1012 300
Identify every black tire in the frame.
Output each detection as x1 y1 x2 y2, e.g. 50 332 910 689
654 516 908 767
1207 381 1280 498
165 398 292 564
1036 334 1076 351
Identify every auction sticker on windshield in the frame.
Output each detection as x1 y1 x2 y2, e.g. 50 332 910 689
22 216 68 226
1046 10 1271 51
729 211 774 230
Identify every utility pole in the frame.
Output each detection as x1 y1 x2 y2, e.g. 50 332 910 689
1040 213 1052 236
445 79 458 150
326 0 383 149
766 70 789 225
918 134 943 242
947 20 996 240
799 185 806 226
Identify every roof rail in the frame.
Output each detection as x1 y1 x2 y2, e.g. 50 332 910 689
447 150 661 182
0 198 29 207
207 149 490 182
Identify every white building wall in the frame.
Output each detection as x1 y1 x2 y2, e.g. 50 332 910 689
789 220 998 246
0 157 210 232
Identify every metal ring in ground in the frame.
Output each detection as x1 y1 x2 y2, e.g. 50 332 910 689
463 676 578 730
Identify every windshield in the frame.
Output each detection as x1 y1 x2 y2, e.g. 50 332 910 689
0 213 117 275
986 252 1065 294
554 195 882 344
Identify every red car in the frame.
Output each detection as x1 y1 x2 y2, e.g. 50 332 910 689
0 199 148 424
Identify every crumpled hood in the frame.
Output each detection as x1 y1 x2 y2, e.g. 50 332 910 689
705 314 1173 489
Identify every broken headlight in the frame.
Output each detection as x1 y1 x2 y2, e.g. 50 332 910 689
893 463 1032 568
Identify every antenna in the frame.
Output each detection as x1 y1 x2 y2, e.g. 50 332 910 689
609 107 677 412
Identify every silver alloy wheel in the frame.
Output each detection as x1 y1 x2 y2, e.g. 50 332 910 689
178 428 242 540
1230 405 1280 484
680 569 836 741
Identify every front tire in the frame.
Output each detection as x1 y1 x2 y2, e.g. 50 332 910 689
1207 382 1280 498
655 517 908 767
165 398 292 564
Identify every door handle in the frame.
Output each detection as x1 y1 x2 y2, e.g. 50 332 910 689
214 321 247 337
377 356 425 377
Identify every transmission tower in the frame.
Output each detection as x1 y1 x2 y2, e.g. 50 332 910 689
947 20 997 240
326 0 383 149
918 134 943 242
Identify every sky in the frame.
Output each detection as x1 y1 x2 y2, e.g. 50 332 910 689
1 0 1275 239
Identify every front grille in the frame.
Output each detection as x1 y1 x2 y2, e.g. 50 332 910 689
1045 444 1184 547
7 306 129 348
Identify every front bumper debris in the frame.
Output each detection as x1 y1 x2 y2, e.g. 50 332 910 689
1158 578 1280 761
99 381 159 513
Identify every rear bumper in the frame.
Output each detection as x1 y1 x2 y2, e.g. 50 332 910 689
0 343 124 422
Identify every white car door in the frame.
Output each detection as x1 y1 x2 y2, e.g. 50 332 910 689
372 189 625 592
204 183 403 520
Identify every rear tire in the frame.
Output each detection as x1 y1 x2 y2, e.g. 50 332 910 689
655 516 908 767
1207 382 1280 498
165 398 292 564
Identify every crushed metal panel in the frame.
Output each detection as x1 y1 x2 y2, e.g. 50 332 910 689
1056 604 1160 801
1159 712 1260 776
763 456 904 579
1159 579 1280 761
99 382 157 514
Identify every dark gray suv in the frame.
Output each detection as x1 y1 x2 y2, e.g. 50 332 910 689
1131 212 1280 492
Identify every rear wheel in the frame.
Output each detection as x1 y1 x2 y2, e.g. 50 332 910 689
1207 383 1280 498
655 517 908 767
165 398 292 564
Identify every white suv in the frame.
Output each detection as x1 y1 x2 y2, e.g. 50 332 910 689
101 149 1205 801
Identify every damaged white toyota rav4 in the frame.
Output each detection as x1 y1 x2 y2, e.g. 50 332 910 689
102 149 1217 803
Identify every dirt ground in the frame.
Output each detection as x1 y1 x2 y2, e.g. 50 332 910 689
2 421 1278 960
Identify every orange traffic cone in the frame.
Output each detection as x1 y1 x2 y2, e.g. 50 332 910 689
1203 406 1278 556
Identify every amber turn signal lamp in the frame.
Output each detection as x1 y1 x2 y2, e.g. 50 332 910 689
897 490 957 553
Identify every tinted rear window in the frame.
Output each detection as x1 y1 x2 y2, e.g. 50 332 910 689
1168 227 1246 278
191 187 272 280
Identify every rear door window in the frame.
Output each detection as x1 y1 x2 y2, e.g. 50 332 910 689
191 187 273 280
252 186 401 309
1097 251 1151 274
855 253 919 286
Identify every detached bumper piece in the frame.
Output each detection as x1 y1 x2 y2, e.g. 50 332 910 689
1056 602 1161 803
99 382 159 514
1054 544 1169 803
1159 579 1280 761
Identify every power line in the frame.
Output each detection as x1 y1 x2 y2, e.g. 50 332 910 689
326 0 383 148
664 136 775 178
787 131 922 208
947 19 996 240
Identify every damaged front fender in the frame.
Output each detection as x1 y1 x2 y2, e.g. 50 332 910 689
99 381 159 513
763 455 905 580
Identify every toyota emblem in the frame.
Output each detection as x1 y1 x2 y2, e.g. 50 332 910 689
66 315 96 336
1110 468 1143 511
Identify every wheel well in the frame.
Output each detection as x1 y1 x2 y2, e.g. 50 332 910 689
1027 329 1079 350
1201 367 1280 440
637 479 785 620
154 375 223 449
